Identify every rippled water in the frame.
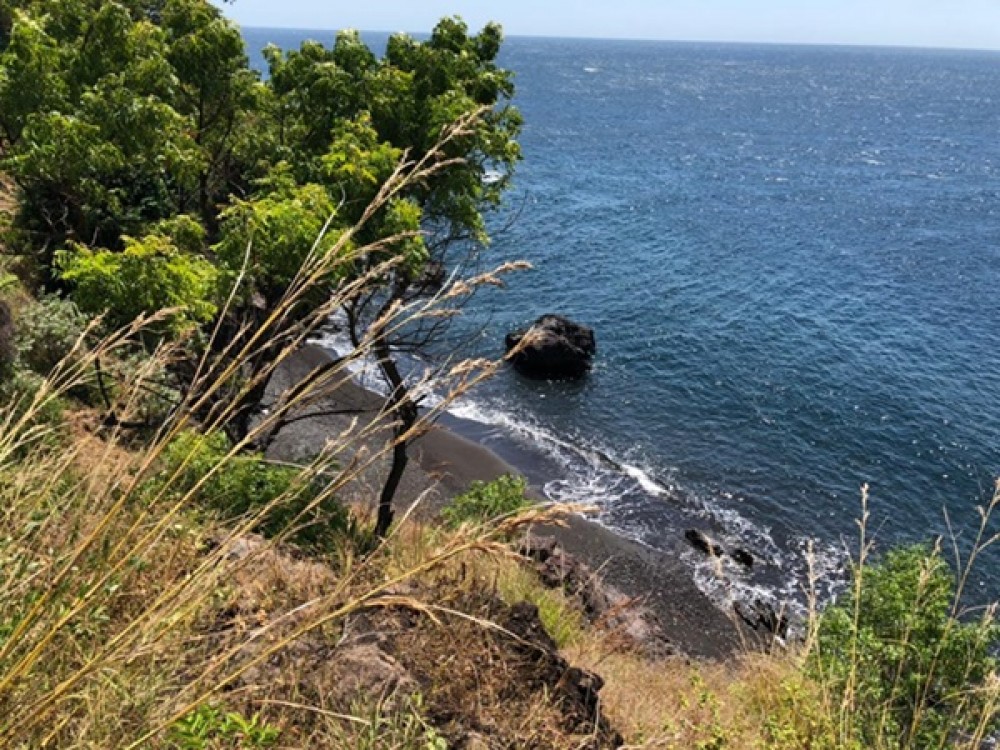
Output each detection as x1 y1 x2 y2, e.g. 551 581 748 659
246 30 1000 608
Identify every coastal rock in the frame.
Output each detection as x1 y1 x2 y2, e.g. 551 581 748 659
684 529 723 558
504 314 596 379
519 535 612 620
734 599 789 639
500 602 622 745
519 534 675 660
731 547 754 569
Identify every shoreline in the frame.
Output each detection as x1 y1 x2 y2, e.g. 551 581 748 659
267 345 750 659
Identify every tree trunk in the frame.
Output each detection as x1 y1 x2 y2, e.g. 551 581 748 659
373 335 417 538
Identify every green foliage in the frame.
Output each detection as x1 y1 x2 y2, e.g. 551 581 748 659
167 704 280 749
812 544 999 748
13 293 88 375
441 474 531 528
0 10 67 147
57 229 219 338
155 430 362 553
214 181 344 302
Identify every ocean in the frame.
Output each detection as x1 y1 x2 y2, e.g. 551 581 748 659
244 29 1000 612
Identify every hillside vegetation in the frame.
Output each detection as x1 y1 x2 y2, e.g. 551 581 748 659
0 2 997 748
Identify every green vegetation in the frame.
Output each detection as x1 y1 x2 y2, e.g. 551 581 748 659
0 2 997 749
152 430 371 554
334 696 448 750
168 704 281 749
0 0 521 534
11 293 88 376
441 474 532 528
811 542 999 749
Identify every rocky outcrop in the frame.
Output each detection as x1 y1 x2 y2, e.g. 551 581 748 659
209 533 624 747
520 535 613 621
684 529 754 570
734 599 789 639
520 534 675 660
684 529 723 558
500 602 622 748
505 314 596 379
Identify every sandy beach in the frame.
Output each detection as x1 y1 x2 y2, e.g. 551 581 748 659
265 345 750 659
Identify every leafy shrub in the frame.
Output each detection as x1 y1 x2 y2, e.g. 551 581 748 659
57 230 219 341
13 293 89 376
811 544 999 748
441 474 531 528
154 430 365 553
167 704 280 749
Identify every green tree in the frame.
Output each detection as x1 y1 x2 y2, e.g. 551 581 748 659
0 3 521 537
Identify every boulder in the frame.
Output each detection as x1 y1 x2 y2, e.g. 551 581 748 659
505 314 596 380
519 535 613 620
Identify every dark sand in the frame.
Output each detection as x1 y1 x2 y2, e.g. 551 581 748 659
266 345 749 659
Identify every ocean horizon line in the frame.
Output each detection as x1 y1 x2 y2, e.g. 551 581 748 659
237 24 1000 56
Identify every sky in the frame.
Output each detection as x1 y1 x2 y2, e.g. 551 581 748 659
215 1 1000 51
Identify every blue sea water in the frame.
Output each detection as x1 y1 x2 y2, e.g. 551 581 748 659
244 29 1000 610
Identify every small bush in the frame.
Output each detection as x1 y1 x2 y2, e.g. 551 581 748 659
441 475 531 528
153 430 365 554
811 543 999 748
14 293 89 376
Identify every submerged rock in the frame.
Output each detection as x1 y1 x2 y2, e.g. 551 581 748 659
684 529 723 558
684 530 755 570
731 547 754 569
504 314 596 379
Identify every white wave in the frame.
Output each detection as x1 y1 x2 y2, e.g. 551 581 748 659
307 329 849 621
621 462 669 497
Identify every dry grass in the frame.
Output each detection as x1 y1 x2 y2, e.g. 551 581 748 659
565 640 829 749
0 115 545 746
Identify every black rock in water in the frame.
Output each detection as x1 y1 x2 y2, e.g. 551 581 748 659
731 547 754 569
684 529 723 558
505 314 596 380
